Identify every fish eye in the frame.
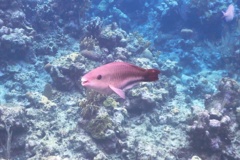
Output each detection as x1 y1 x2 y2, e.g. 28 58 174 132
97 75 102 80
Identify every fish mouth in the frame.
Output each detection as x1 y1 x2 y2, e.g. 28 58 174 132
81 77 88 86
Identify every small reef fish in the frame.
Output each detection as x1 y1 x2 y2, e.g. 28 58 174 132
222 4 235 22
81 62 160 99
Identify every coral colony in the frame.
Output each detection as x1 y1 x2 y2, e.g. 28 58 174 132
0 0 240 159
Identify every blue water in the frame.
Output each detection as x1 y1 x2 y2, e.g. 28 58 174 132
0 0 240 159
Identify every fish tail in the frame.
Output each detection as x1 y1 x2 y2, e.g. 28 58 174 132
144 69 160 81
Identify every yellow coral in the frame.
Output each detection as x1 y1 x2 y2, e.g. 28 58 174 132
67 52 80 62
86 113 114 139
39 95 57 110
103 97 119 108
26 92 57 110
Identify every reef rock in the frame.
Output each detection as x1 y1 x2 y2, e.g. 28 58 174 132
188 77 240 158
0 104 27 159
44 53 86 91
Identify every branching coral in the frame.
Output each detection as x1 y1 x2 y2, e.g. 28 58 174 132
79 100 99 120
80 36 99 51
83 17 102 38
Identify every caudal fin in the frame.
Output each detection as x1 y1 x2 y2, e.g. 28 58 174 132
144 69 160 81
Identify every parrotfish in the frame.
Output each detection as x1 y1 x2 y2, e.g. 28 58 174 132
222 4 235 22
81 62 160 99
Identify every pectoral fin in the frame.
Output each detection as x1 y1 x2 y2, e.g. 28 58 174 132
109 85 125 99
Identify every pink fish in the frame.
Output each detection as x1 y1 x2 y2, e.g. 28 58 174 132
222 4 235 22
81 62 160 99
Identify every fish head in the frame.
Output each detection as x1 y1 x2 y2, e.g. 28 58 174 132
80 71 110 93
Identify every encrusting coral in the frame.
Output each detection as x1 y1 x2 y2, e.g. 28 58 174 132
188 77 240 158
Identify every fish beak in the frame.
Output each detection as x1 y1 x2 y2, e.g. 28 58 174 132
81 77 88 86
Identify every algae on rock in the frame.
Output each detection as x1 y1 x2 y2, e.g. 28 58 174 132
86 112 114 140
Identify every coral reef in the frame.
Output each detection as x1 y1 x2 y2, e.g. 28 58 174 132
23 0 90 36
0 0 34 59
103 97 120 108
188 77 240 158
79 36 102 61
86 111 114 140
25 92 57 110
0 0 240 159
83 17 103 38
79 97 124 154
126 78 174 114
0 104 27 159
44 53 86 91
98 23 128 50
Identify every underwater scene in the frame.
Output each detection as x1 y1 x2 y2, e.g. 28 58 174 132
1 0 240 159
